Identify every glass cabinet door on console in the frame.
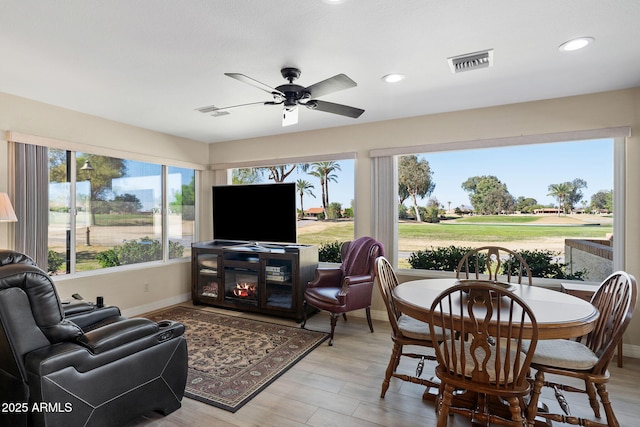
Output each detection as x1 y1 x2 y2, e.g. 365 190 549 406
263 256 296 311
195 253 220 301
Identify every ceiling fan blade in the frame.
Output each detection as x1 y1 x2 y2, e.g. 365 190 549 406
305 100 364 118
196 101 269 115
306 74 357 98
225 73 285 96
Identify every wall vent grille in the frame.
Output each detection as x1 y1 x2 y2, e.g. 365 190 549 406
447 49 494 74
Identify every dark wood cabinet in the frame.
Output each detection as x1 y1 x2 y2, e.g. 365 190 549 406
191 241 318 322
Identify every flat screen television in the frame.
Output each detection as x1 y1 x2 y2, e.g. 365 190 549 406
212 182 297 244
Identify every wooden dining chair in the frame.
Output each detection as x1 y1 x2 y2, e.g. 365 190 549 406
525 271 637 427
429 280 538 427
374 256 440 398
456 246 533 285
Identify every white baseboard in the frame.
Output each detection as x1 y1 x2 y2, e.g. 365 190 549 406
121 293 190 318
621 343 640 360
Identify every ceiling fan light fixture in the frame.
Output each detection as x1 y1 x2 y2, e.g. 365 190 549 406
282 105 298 127
559 36 594 52
382 73 405 83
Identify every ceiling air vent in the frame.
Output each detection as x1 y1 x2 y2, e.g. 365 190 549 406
447 49 493 74
196 105 230 117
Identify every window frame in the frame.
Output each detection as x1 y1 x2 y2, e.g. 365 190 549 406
370 128 628 285
7 131 204 278
211 151 358 243
52 150 198 276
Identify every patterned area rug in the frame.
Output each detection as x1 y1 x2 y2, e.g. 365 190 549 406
144 306 328 412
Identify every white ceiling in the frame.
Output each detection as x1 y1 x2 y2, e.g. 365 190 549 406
1 0 639 144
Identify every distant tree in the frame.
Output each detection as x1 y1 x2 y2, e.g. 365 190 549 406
309 161 341 219
461 175 515 215
232 168 262 184
296 179 315 219
547 179 587 214
591 189 613 212
263 164 298 182
421 197 440 223
565 178 588 212
398 155 435 222
327 202 343 219
170 175 195 220
516 196 538 213
92 193 142 215
398 185 410 205
59 155 127 202
398 204 412 219
547 182 573 214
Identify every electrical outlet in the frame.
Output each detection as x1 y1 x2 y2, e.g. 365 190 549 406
144 282 150 292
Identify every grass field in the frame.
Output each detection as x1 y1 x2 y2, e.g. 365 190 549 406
398 222 611 243
297 215 612 248
63 214 613 272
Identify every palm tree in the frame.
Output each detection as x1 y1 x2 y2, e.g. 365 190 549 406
547 182 572 215
308 168 326 218
309 161 341 219
296 179 315 219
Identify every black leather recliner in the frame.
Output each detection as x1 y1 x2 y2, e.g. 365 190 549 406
0 250 188 427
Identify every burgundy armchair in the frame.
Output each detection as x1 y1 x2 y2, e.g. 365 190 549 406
301 237 384 345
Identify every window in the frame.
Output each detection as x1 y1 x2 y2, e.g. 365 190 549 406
48 150 196 275
168 166 195 259
229 158 355 248
394 138 619 283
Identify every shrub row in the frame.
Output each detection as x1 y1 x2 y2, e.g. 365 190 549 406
317 241 585 281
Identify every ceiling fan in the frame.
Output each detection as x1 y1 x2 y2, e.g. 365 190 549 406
197 67 365 127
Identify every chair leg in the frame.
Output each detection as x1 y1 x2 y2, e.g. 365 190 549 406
381 342 402 398
506 396 524 427
301 301 308 329
595 382 619 427
342 313 347 321
328 313 339 346
585 379 601 418
365 307 374 333
437 383 454 427
526 370 544 425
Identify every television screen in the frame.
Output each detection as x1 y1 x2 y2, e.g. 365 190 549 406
212 183 297 244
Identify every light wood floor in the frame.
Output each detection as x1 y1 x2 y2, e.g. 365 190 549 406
130 302 640 427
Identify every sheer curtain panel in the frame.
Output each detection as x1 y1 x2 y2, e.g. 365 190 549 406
9 141 48 269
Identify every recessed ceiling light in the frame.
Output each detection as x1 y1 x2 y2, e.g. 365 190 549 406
322 0 346 4
559 37 594 52
382 73 405 83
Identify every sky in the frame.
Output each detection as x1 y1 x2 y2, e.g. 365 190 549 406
282 138 613 212
52 139 613 215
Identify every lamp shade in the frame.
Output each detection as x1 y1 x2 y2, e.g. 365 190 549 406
0 192 18 222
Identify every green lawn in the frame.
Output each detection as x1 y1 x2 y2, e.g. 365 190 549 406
297 221 354 246
398 222 612 242
454 215 540 223
297 217 612 249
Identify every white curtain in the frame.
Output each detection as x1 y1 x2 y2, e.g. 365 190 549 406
371 155 397 266
8 141 49 269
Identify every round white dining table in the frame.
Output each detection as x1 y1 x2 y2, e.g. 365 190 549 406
392 278 599 340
